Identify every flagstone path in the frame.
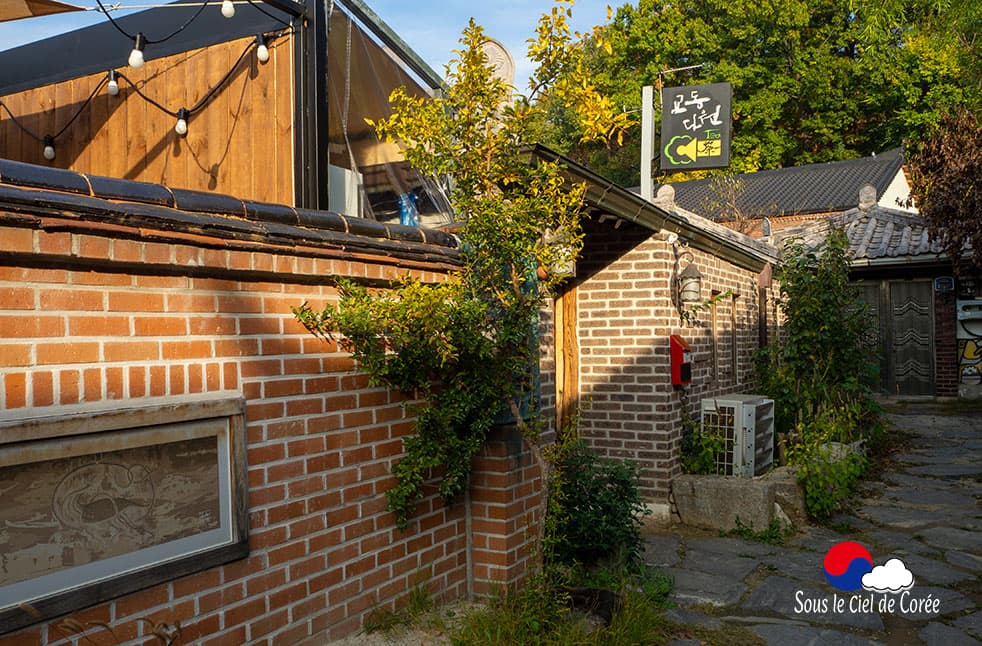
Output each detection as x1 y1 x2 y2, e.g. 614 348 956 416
649 403 981 646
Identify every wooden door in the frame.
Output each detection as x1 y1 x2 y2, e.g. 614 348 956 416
888 281 934 396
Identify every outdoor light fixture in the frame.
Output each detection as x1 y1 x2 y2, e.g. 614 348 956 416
42 136 55 161
175 108 189 136
106 70 119 96
255 34 270 63
128 33 147 69
677 258 703 303
221 0 235 18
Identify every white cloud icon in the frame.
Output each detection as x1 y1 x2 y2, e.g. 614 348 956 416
862 558 914 593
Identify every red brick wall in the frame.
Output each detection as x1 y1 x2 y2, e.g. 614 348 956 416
570 219 767 499
0 222 538 644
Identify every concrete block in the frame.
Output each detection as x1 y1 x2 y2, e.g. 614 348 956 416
671 475 775 531
760 466 807 526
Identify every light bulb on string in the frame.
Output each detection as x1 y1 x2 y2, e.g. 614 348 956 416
221 0 235 18
129 33 147 69
43 136 55 161
175 108 189 136
255 34 269 63
107 70 119 96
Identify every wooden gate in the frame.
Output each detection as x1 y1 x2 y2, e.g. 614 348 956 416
855 279 935 396
888 281 935 396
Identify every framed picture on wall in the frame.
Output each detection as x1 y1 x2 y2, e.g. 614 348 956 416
0 396 249 634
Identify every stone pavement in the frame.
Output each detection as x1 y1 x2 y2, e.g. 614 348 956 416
646 404 981 646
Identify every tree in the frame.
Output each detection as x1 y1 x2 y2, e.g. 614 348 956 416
295 2 629 527
547 0 980 185
906 109 982 272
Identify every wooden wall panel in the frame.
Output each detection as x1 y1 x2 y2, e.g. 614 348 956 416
0 34 294 206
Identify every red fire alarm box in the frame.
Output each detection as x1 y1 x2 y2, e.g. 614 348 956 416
670 334 692 385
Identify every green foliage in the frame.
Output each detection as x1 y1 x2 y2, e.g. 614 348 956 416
545 439 648 566
721 517 794 545
546 0 980 185
753 228 880 518
295 277 503 526
679 421 725 475
791 441 868 519
907 109 982 272
363 580 435 634
295 6 630 527
449 570 674 646
754 228 877 435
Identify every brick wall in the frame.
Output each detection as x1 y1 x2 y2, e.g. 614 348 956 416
0 184 541 644
571 218 767 499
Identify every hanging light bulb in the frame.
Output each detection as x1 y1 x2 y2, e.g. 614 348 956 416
128 33 147 69
175 108 189 136
221 0 235 18
255 34 269 63
43 136 55 161
107 70 119 96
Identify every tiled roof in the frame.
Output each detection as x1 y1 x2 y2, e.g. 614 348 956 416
0 159 460 266
773 204 946 264
653 149 905 220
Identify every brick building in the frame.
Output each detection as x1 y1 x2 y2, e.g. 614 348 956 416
0 0 787 640
536 148 780 503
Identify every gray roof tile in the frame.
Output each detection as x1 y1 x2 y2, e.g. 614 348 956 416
773 205 946 263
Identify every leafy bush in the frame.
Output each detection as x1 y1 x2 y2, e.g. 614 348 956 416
754 227 881 519
791 439 868 519
546 439 648 566
680 422 725 475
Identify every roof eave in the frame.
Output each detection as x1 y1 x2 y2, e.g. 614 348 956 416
530 145 779 272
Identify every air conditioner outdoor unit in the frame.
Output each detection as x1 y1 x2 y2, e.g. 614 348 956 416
700 394 775 477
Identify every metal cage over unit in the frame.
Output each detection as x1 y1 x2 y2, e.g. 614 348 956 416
700 395 775 477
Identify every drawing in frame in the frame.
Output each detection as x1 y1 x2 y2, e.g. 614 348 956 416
0 395 249 634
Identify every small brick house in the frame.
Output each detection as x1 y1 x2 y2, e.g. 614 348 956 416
535 147 781 503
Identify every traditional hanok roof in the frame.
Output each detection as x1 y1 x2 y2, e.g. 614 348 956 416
651 148 908 221
0 158 459 268
532 145 780 272
773 202 948 267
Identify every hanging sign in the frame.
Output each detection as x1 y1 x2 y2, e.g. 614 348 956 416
660 82 731 171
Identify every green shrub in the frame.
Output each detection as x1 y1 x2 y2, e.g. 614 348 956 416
547 439 648 566
793 441 868 519
680 422 725 475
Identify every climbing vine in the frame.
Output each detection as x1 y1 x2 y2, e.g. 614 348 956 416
294 2 630 527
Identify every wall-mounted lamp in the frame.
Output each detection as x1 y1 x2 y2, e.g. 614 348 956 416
677 257 703 303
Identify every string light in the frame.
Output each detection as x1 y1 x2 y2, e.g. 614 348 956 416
221 0 235 18
129 33 147 69
0 31 287 162
255 34 269 63
175 108 189 136
107 70 120 96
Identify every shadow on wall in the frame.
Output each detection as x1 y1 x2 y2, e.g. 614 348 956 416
561 216 772 499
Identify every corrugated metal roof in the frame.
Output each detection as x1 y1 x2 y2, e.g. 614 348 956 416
649 149 905 220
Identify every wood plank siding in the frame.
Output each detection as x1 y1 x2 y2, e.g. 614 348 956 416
0 34 294 205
